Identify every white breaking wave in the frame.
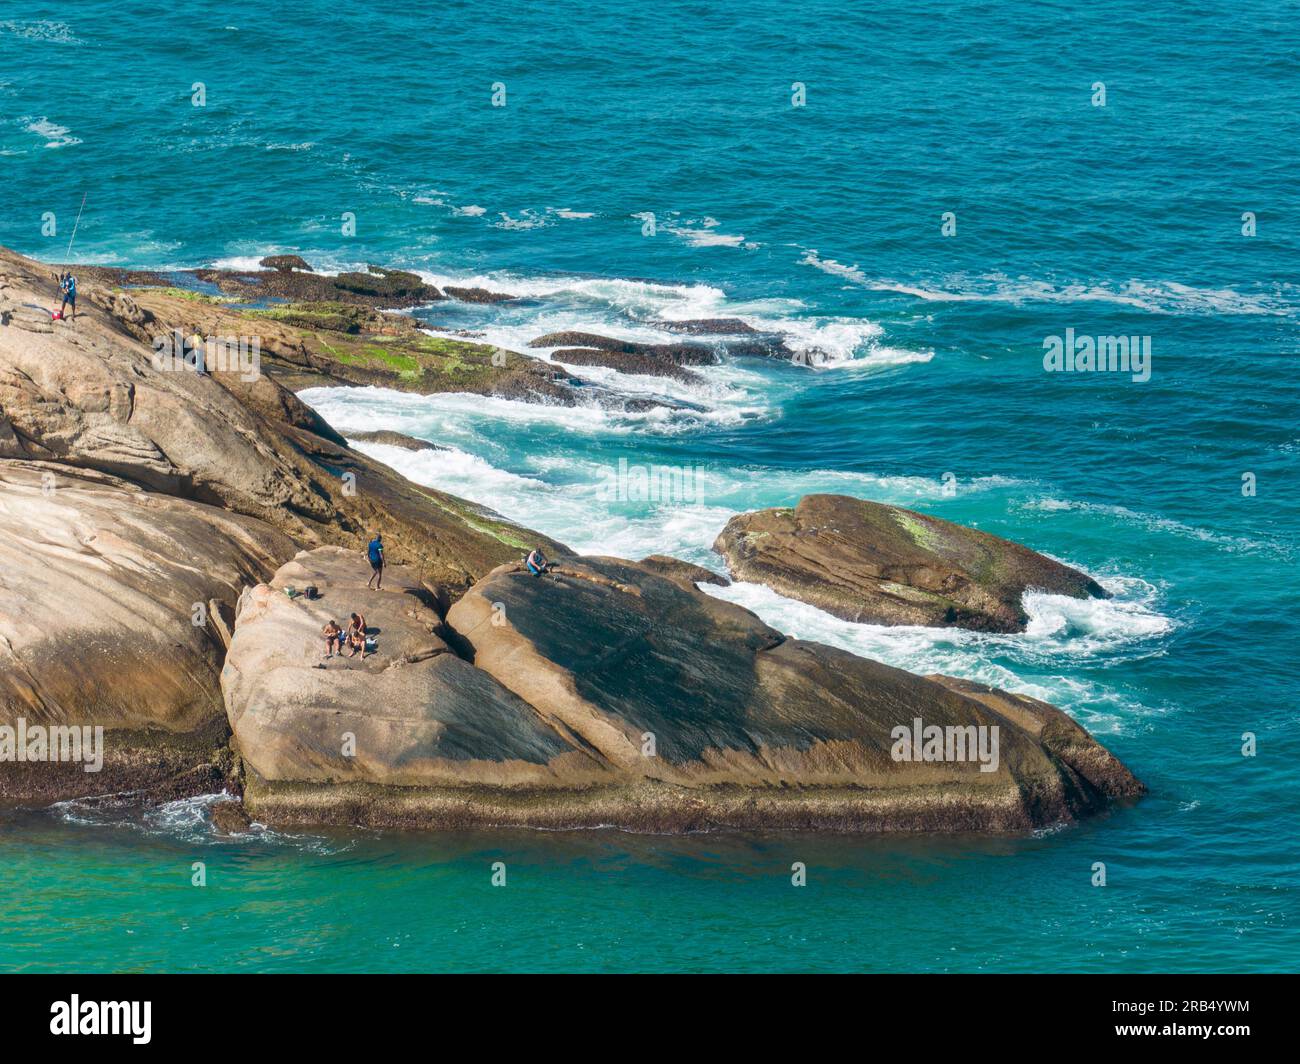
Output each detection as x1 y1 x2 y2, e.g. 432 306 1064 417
702 576 1174 734
0 20 82 44
49 791 354 852
317 397 1025 562
413 266 926 367
799 248 1296 317
1022 496 1290 559
669 226 750 248
22 116 80 149
309 389 1177 732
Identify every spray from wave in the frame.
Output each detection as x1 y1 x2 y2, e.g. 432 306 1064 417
799 248 1296 317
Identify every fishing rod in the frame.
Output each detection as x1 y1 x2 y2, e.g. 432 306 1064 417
64 192 87 262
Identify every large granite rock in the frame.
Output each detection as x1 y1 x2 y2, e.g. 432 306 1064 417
714 494 1108 632
438 556 1140 831
0 461 295 800
0 246 1143 836
0 245 565 596
222 548 598 790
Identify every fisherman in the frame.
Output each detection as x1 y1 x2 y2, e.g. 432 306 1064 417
59 271 77 321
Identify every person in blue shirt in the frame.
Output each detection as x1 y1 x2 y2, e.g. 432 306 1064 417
525 546 551 577
59 272 77 321
366 533 384 589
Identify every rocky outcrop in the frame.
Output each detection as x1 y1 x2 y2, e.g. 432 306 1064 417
0 461 295 800
346 430 445 452
442 286 515 304
101 284 583 405
223 548 597 791
656 318 759 335
198 263 443 306
0 245 564 596
67 257 440 308
531 327 796 365
226 552 1140 831
637 554 730 588
714 494 1108 632
551 348 705 384
530 331 720 367
432 557 1139 831
259 255 313 273
2 245 1143 836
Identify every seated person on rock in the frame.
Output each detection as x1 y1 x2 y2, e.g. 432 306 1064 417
525 546 551 577
322 619 343 658
345 612 368 658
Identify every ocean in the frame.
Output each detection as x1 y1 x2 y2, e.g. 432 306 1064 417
0 0 1297 972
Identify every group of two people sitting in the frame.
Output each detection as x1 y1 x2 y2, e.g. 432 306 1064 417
323 535 545 661
322 612 369 660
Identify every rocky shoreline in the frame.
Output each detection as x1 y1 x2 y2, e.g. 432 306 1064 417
0 246 1144 834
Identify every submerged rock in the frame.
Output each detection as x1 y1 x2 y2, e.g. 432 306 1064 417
442 285 515 304
714 494 1108 632
551 347 705 384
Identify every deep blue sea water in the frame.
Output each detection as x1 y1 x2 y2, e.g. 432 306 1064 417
1 1 1297 972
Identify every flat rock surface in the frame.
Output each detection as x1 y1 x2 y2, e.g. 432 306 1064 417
223 547 596 788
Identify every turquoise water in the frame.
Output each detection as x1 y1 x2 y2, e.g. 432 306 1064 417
1 1 1297 972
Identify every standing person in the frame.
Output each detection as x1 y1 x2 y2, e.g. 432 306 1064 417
366 533 384 589
59 271 77 321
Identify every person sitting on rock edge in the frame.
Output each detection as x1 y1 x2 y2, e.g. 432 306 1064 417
526 546 550 577
366 532 384 590
345 612 367 658
322 619 342 658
